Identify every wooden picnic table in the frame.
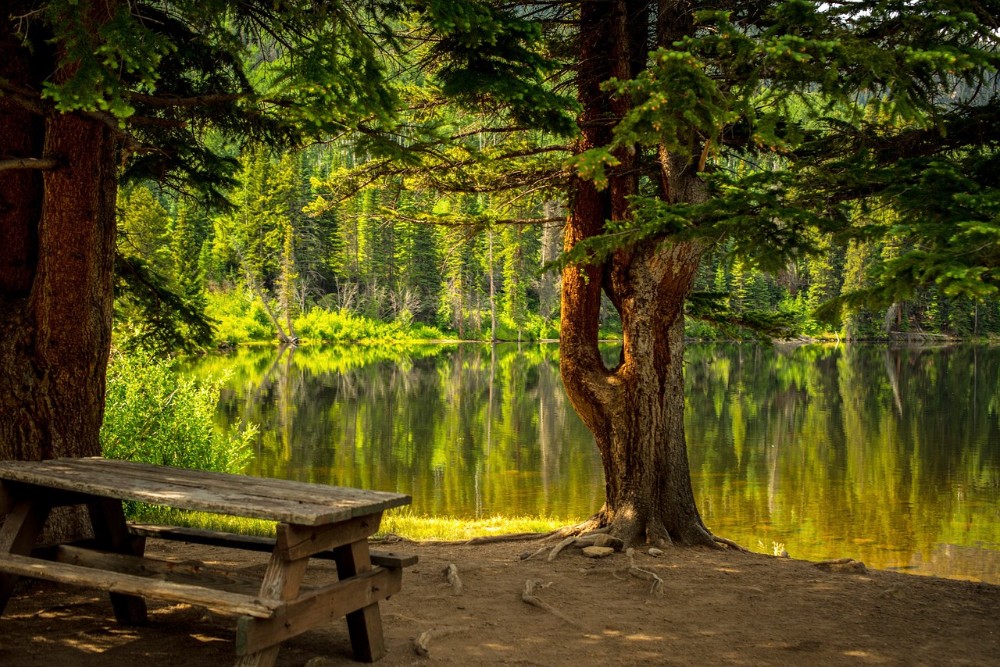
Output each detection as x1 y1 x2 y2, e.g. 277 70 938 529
0 457 414 666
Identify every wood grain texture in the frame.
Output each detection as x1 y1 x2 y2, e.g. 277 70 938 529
128 523 419 568
236 567 401 656
334 540 386 662
0 458 410 525
0 552 281 618
87 495 147 624
234 541 310 667
0 499 50 614
49 545 265 597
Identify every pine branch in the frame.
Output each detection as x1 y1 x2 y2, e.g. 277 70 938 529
128 92 247 108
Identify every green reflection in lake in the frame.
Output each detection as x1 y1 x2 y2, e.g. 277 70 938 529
189 343 1000 584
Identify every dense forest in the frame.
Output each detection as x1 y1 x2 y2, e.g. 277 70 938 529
117 138 1000 351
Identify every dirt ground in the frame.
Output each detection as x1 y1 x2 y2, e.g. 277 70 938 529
1 536 997 666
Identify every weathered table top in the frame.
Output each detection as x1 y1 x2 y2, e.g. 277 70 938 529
0 458 410 526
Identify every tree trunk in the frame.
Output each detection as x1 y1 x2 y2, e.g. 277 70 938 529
1 10 118 465
559 0 716 546
1 2 123 546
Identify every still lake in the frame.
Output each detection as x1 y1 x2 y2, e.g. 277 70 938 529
188 342 1000 584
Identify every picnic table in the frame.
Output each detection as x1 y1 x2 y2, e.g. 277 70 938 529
0 457 414 666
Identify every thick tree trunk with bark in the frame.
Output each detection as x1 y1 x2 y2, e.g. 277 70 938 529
559 0 716 546
0 5 118 467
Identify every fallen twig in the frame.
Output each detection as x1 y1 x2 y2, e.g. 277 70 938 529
413 625 472 657
521 579 582 628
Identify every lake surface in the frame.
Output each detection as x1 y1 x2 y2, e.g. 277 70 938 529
189 343 1000 584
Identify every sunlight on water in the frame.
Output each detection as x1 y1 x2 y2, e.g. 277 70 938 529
188 342 1000 584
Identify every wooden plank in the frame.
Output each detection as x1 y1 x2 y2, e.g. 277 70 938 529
334 540 386 662
48 545 264 597
236 566 401 657
0 500 50 615
128 523 418 568
235 540 310 667
69 458 406 508
0 459 410 526
275 515 381 562
0 458 409 512
0 552 281 618
0 480 14 514
1 481 96 509
87 496 147 625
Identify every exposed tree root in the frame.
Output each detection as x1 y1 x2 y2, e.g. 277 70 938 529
550 511 745 553
388 516 745 553
412 625 471 657
414 531 560 547
549 516 606 540
712 534 749 552
464 531 559 545
522 543 552 561
547 533 624 561
521 579 583 628
620 548 664 596
443 563 462 594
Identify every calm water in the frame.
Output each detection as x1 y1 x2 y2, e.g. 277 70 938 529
189 343 1000 584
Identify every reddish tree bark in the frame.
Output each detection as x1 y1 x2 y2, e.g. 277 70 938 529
560 0 716 546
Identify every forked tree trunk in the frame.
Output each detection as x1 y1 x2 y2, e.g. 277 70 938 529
559 0 716 546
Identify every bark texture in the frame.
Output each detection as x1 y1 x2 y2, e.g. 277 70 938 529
560 0 715 546
0 4 118 468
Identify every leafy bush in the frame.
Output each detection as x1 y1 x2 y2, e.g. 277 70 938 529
101 349 255 474
493 314 560 341
294 307 445 343
204 289 273 345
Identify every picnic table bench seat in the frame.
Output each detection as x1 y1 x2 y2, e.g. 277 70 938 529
0 458 415 667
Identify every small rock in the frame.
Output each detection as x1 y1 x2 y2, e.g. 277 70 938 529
582 546 615 558
647 548 664 557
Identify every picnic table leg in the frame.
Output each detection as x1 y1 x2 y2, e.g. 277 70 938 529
235 532 309 667
0 499 50 615
334 540 386 662
87 496 148 625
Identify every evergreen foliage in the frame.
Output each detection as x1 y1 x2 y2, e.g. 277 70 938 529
11 1 998 347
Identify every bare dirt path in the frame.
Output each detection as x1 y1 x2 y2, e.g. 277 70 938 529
1 538 997 665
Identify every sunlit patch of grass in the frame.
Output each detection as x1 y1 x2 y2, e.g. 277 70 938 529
378 511 571 541
130 506 572 542
132 506 278 536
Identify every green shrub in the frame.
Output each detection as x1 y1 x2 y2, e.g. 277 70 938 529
101 349 255 474
294 307 446 343
204 289 273 345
